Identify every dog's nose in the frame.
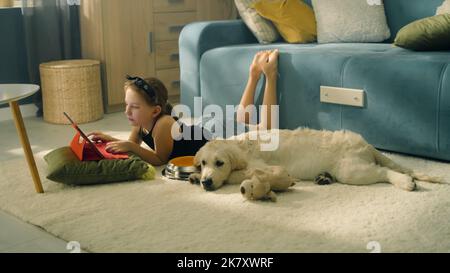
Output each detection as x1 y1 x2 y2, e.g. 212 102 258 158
240 187 246 194
201 178 213 189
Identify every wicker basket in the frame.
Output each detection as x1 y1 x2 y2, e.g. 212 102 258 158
40 60 104 124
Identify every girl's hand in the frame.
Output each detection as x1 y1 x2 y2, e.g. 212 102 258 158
105 141 135 154
87 132 116 143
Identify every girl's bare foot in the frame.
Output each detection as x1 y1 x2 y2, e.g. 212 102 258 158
249 51 269 79
261 49 279 78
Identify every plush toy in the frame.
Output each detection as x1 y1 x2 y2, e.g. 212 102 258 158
240 166 297 202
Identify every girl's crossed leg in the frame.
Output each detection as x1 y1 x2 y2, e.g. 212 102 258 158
237 49 279 130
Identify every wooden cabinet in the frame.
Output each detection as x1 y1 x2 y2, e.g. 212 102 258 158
80 0 236 113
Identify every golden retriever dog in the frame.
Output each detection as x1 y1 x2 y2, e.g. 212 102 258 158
189 128 441 192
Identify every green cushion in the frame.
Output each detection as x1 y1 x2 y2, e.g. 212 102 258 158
44 147 156 185
394 14 450 51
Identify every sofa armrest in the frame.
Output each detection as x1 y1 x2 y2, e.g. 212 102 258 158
179 20 257 113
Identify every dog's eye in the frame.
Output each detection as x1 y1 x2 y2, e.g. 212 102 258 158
202 160 206 166
215 160 224 167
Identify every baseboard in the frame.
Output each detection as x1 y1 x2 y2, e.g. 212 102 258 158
0 104 38 122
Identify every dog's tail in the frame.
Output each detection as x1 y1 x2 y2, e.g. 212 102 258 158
370 146 445 183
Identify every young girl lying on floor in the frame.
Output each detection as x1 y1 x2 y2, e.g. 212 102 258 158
88 49 280 166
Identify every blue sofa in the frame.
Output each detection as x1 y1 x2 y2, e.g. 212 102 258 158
179 0 450 161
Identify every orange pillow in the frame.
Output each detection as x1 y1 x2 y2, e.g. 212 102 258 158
253 0 317 43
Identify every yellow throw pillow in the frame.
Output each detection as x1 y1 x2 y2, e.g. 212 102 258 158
253 0 317 43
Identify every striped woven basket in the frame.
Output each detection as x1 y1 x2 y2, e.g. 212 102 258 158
40 60 104 124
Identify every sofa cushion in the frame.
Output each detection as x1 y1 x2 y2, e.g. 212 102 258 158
234 0 280 44
394 14 450 51
305 0 445 43
199 43 450 160
383 0 444 42
253 0 316 43
311 0 390 43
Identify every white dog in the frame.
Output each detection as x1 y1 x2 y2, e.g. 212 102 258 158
189 128 442 192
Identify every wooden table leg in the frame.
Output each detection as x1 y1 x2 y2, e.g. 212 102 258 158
9 101 44 194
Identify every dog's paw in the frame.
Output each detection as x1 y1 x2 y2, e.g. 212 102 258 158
395 176 417 191
189 173 201 185
315 172 334 186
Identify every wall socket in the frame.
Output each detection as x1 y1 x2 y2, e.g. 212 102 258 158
320 86 365 107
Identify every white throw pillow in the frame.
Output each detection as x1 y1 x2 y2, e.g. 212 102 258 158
235 0 280 44
312 0 391 43
436 0 450 15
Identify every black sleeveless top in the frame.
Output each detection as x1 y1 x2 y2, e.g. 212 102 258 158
140 116 211 160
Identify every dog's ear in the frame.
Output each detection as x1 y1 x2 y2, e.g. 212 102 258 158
225 146 247 171
252 168 272 181
253 169 264 175
193 148 203 168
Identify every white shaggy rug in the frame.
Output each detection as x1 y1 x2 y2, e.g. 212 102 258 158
1 150 450 253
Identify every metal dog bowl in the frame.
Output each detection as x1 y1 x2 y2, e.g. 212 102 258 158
162 156 199 181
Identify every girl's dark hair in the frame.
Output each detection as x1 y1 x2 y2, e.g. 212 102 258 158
125 77 173 116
